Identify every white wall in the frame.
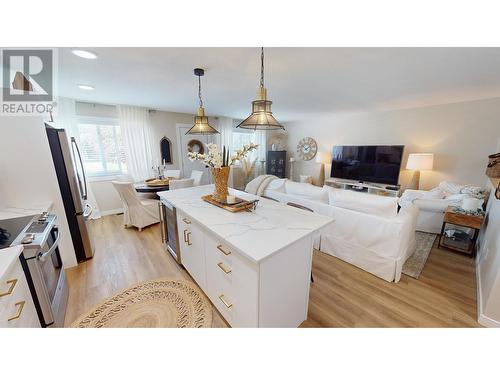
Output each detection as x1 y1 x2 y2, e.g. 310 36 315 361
285 97 500 190
0 116 78 268
76 102 194 214
149 110 193 170
477 136 500 327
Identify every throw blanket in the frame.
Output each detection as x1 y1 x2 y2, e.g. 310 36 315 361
436 181 487 199
245 175 278 196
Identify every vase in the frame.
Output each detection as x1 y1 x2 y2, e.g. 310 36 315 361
211 166 230 202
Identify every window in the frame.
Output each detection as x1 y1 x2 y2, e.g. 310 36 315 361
231 130 257 167
232 130 257 153
76 117 127 177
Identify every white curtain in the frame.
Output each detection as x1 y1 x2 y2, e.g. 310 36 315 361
254 130 267 176
214 117 234 187
55 97 102 219
118 105 154 182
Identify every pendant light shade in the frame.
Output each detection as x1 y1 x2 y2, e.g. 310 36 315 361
237 48 284 131
186 68 219 135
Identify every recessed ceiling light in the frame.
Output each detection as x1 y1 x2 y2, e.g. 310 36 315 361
78 84 95 91
72 49 97 59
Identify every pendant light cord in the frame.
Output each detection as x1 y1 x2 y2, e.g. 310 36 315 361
198 75 203 108
260 47 264 88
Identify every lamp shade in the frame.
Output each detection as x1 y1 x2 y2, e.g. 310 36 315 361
406 153 434 170
185 107 219 135
237 88 284 130
316 151 332 164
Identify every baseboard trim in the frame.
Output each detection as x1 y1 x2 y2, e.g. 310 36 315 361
100 208 124 216
478 313 500 327
475 261 500 327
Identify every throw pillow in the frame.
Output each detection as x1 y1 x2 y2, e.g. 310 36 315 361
299 175 313 184
285 180 329 203
266 178 287 192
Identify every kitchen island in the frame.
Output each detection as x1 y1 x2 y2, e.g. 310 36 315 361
158 185 333 327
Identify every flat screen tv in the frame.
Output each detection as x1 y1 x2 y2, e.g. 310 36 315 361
330 145 404 186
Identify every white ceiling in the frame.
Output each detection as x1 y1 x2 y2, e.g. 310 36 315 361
58 47 500 121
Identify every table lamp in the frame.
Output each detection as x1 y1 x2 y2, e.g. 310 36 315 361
316 152 332 186
406 153 434 190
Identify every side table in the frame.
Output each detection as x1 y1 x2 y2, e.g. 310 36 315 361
438 206 484 257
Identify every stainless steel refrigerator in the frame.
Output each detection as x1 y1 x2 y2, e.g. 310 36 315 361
45 123 94 262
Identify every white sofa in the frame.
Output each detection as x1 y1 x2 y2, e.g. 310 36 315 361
399 181 486 234
261 179 418 282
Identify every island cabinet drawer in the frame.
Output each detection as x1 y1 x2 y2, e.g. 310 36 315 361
0 272 39 328
177 212 207 290
204 234 259 327
0 258 24 297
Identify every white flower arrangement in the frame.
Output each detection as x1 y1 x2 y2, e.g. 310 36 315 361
188 143 259 169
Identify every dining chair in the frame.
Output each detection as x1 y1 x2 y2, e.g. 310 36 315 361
164 169 181 179
286 201 316 283
190 170 204 186
111 181 160 231
169 178 194 190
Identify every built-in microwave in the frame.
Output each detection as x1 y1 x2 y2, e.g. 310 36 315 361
159 201 181 264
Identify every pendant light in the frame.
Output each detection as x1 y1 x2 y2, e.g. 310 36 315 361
237 47 284 131
186 68 219 135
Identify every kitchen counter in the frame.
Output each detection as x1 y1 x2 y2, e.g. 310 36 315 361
0 245 23 280
158 185 333 263
158 185 334 327
0 202 53 220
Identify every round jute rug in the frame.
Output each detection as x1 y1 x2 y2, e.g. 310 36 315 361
71 278 212 328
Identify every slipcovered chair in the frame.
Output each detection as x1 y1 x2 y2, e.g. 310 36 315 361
190 170 204 186
169 178 194 190
111 181 159 231
399 181 487 233
164 169 181 179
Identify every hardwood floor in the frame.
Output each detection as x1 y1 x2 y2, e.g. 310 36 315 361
65 214 479 327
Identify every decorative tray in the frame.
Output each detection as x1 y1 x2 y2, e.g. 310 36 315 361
201 194 257 213
145 178 170 187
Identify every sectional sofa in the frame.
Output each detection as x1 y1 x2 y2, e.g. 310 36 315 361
258 179 418 282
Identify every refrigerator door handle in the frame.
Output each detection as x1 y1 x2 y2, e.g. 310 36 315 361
83 204 93 219
71 137 88 200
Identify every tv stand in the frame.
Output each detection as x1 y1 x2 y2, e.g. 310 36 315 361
324 178 401 197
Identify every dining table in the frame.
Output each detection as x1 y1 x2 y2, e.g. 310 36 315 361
134 178 173 198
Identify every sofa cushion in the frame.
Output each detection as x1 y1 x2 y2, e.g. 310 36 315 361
284 181 329 203
266 178 287 192
328 188 398 218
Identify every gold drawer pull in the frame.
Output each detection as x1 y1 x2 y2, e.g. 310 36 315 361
0 279 17 298
182 218 191 224
217 244 231 256
217 262 232 274
183 229 188 243
218 294 233 309
8 300 25 321
186 231 192 246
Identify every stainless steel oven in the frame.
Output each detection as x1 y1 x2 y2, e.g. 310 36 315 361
13 213 68 327
159 201 181 264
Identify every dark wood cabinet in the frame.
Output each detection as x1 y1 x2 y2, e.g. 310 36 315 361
267 151 286 178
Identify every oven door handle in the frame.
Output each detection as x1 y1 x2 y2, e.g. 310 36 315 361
38 227 60 262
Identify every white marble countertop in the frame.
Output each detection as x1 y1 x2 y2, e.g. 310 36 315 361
0 202 53 220
0 245 23 279
158 185 333 263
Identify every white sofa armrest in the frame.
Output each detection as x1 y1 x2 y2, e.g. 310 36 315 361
394 205 419 259
412 198 452 213
400 189 427 203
